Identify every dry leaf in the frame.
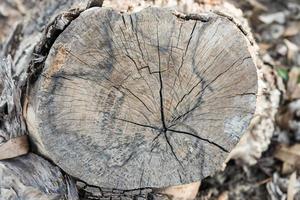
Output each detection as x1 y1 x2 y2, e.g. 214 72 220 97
155 182 201 200
217 191 229 200
287 172 297 200
275 144 300 167
282 162 295 175
284 39 299 63
287 67 300 100
259 43 273 52
247 0 267 11
284 22 300 37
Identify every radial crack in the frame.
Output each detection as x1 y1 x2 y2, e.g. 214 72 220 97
156 24 167 130
164 131 184 168
114 118 159 130
168 128 229 152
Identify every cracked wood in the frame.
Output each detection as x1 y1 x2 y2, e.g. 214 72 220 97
26 7 257 190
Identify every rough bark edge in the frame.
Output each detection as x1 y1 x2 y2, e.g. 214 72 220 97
77 180 200 199
22 7 85 157
0 56 28 159
1 1 97 200
215 3 284 165
181 1 283 166
228 60 284 165
0 153 79 200
172 1 282 165
26 8 84 87
0 2 83 159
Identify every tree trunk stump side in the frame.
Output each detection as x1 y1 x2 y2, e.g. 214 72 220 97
26 6 257 189
211 3 283 165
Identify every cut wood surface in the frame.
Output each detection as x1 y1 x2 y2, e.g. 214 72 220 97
26 7 257 189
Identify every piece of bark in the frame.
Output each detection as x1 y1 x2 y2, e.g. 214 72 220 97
0 153 79 200
228 60 283 165
78 180 198 200
0 56 28 159
26 7 257 189
207 1 283 165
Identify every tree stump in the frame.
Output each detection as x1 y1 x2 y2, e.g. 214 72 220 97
26 7 257 190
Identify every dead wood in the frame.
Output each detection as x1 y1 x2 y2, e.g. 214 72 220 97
0 153 78 200
26 7 257 189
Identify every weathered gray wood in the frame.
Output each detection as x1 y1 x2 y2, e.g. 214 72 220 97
0 56 28 159
26 7 257 190
0 2 88 200
0 153 79 200
0 0 86 160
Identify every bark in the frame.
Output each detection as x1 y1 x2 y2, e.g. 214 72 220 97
0 56 28 159
0 153 79 200
0 0 87 152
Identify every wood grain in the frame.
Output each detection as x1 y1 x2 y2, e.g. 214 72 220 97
0 56 28 159
27 7 257 189
0 135 28 160
0 153 78 200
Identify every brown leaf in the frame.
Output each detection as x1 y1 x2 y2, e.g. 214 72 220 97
284 22 300 37
284 39 299 64
247 0 267 11
282 162 295 175
287 172 297 200
155 182 201 200
275 144 300 167
217 191 229 200
259 43 273 52
287 67 300 100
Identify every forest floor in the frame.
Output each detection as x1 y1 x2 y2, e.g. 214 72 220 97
198 0 300 199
